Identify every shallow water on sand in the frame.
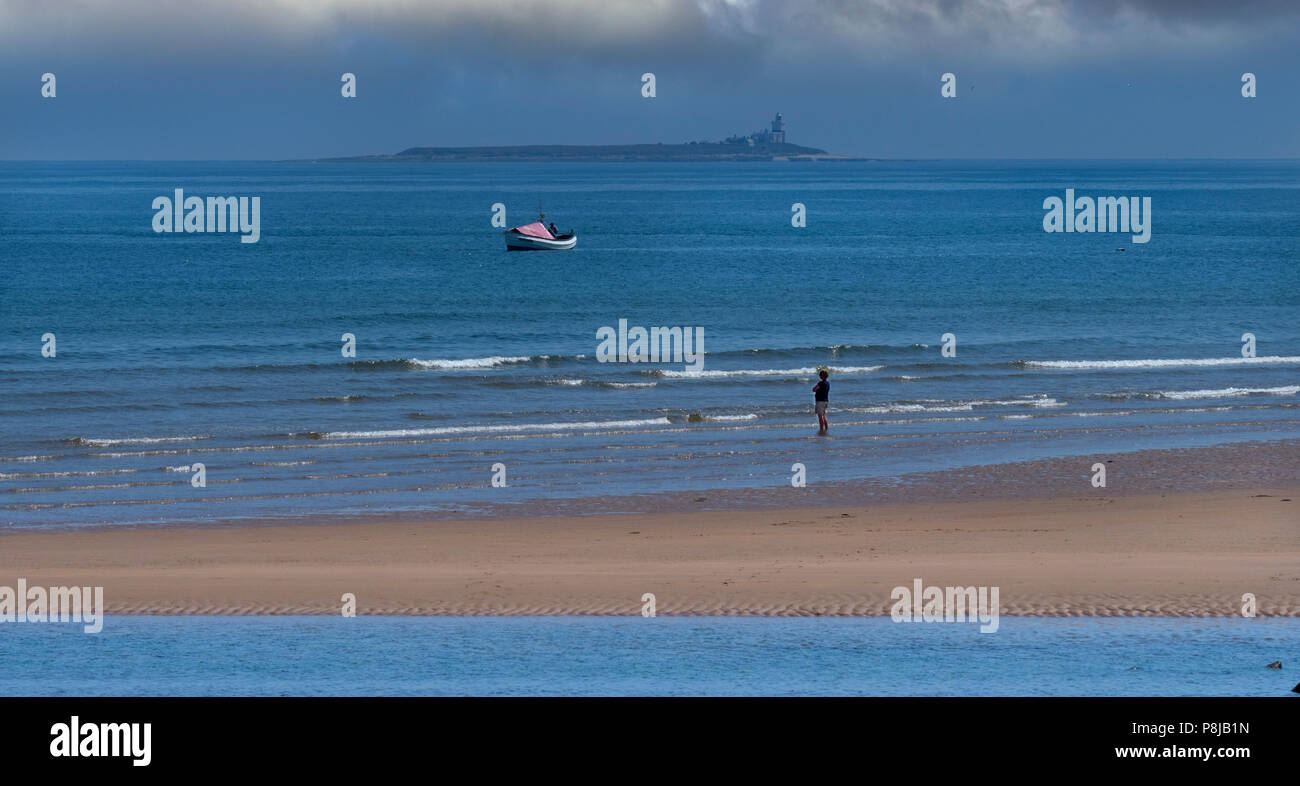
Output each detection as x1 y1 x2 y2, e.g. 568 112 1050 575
1 616 1296 696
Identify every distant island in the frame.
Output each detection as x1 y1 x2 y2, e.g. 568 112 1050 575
315 112 865 162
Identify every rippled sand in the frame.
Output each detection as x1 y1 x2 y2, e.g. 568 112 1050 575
2 442 1296 617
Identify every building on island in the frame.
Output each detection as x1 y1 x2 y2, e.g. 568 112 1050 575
724 113 788 146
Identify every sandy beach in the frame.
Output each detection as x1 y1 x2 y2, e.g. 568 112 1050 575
3 485 1296 617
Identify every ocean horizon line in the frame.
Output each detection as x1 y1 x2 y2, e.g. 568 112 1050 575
4 156 1300 163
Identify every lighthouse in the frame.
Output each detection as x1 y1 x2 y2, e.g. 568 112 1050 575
770 112 786 143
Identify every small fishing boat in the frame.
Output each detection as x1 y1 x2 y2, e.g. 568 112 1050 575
504 219 577 251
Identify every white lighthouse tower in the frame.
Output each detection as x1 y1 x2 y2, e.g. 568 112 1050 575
770 112 786 143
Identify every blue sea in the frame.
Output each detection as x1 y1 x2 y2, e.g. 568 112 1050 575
2 160 1299 528
1 616 1296 696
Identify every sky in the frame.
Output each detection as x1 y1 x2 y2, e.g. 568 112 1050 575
1 0 1297 159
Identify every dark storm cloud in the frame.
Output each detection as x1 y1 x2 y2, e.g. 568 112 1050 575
1075 0 1300 24
1 1 1295 159
4 0 1298 68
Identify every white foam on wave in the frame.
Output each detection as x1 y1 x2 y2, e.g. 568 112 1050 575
76 435 210 447
1158 385 1300 400
0 468 138 479
1001 396 1066 408
657 365 883 379
852 403 975 414
321 417 673 440
708 413 759 421
407 356 535 370
1024 356 1300 370
886 415 985 424
849 396 1065 415
606 382 657 389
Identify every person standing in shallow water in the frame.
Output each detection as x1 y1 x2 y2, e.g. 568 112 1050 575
813 368 830 432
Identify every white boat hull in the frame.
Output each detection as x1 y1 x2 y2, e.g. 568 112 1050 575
504 231 577 251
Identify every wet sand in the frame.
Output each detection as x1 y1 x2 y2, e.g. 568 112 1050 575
2 483 1296 616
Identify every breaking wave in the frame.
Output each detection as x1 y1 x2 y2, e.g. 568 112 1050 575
314 417 673 440
1157 385 1300 400
651 365 883 379
405 356 537 370
67 435 210 447
1019 356 1300 370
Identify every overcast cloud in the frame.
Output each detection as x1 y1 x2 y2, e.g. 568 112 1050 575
1 0 1296 158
